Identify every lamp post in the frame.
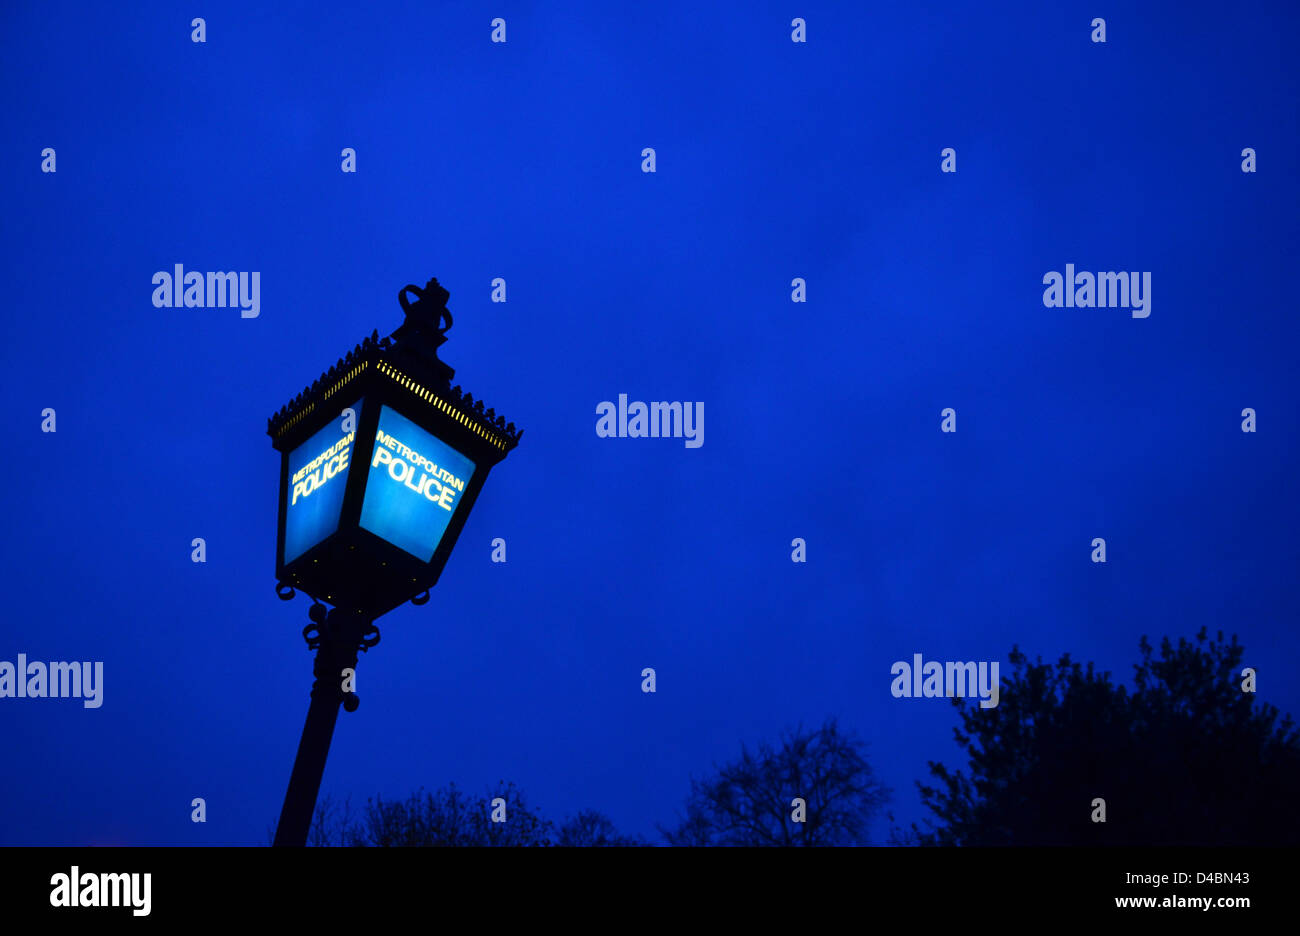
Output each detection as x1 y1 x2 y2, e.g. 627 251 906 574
266 277 521 846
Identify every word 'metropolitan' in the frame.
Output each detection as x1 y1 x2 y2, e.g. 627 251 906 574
0 654 103 708
890 653 1000 709
151 265 260 318
596 394 704 448
1042 265 1151 318
372 429 467 510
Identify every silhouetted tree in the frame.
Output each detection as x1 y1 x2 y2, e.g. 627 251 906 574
299 782 640 846
661 717 891 845
555 809 643 846
913 628 1300 845
303 781 550 846
306 792 358 847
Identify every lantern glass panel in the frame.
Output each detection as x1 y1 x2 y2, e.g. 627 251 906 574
359 405 477 562
283 400 360 563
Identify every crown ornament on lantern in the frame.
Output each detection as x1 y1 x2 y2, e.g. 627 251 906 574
393 278 452 347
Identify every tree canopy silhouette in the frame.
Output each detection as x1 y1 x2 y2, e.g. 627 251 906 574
912 628 1300 845
299 781 641 846
554 809 642 847
661 717 891 846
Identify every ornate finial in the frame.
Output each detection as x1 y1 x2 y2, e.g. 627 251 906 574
397 278 453 339
385 276 457 390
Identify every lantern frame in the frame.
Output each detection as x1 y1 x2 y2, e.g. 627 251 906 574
267 281 521 618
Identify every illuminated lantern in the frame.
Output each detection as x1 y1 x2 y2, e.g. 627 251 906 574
267 277 521 618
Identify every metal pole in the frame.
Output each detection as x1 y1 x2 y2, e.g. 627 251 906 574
273 605 377 847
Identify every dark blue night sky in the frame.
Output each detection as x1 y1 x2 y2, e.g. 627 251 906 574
1 0 1297 845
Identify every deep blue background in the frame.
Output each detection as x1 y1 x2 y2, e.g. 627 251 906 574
1 1 1297 845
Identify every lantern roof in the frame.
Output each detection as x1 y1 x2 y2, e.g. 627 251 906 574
266 278 522 453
